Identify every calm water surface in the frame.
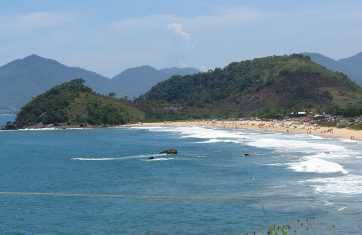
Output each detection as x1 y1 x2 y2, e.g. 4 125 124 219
0 126 361 234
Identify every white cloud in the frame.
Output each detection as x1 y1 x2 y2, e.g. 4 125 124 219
168 22 190 40
105 6 264 70
2 2 362 75
0 12 72 33
19 12 71 28
184 7 264 29
109 6 264 32
110 14 174 31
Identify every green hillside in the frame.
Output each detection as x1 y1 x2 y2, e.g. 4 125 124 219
140 54 362 119
15 79 144 128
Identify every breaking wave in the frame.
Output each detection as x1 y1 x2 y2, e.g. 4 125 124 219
287 158 348 174
305 174 362 195
72 154 166 161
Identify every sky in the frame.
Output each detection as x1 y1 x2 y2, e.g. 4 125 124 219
0 0 362 77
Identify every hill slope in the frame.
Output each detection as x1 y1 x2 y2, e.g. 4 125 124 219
304 52 362 86
140 54 362 118
14 79 144 128
110 65 199 99
0 55 110 113
0 55 199 112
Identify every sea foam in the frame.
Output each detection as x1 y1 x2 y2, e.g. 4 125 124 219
246 138 346 153
306 174 362 195
132 126 249 142
132 126 348 155
287 158 348 174
72 157 119 161
72 154 166 161
196 138 242 144
19 127 91 131
146 157 175 161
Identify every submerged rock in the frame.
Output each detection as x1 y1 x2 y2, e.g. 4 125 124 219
148 156 155 160
243 153 251 157
159 148 178 154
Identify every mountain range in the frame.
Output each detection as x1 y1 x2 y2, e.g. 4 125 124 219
111 65 199 99
0 55 199 113
304 52 362 86
1 52 361 114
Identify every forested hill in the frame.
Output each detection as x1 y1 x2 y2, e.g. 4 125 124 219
140 54 362 117
14 79 144 128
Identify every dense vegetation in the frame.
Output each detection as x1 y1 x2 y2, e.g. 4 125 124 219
139 54 362 119
15 79 144 128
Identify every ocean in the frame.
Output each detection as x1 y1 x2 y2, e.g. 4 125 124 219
0 126 361 234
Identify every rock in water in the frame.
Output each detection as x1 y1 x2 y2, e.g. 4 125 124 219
148 156 155 160
159 149 177 154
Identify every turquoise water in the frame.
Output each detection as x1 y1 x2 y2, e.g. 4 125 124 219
0 114 16 125
0 126 361 234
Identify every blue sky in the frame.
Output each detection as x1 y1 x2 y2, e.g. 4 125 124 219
0 0 362 77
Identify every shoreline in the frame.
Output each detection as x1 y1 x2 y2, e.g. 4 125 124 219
2 119 361 141
127 120 362 141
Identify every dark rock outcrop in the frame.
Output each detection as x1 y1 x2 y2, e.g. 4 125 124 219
1 122 16 130
159 148 178 154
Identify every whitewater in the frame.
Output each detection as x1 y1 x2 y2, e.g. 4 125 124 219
132 126 362 194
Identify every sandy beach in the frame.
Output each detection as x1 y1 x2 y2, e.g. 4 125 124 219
128 119 362 141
